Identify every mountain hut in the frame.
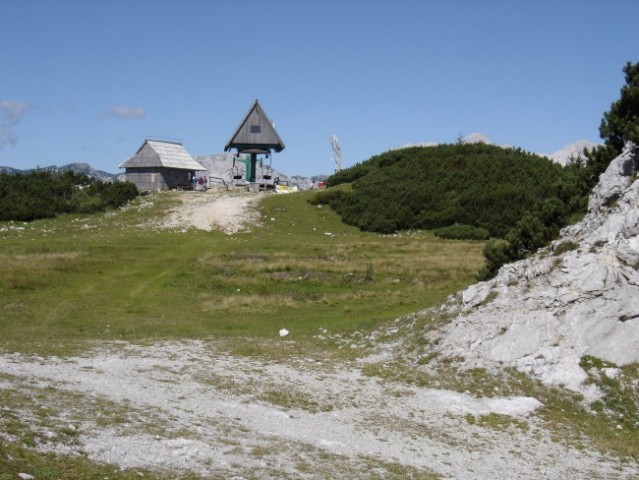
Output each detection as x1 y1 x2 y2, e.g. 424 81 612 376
224 99 285 183
119 140 206 191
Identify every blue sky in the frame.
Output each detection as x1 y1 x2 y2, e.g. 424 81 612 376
1 0 637 177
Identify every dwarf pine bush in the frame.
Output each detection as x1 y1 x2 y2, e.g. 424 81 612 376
0 171 137 221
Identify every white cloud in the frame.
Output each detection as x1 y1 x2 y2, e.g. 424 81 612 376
1 101 31 122
100 105 146 119
0 100 32 149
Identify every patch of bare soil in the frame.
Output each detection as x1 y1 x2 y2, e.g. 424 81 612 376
155 188 264 234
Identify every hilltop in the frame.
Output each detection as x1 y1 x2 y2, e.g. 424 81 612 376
396 133 599 166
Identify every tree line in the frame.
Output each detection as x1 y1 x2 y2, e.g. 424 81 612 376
0 170 138 222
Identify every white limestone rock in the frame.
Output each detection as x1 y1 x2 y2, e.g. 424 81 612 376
429 144 639 394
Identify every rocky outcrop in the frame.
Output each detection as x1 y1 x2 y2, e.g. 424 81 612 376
429 144 639 394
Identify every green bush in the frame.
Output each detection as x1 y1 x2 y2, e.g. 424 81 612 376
86 181 138 210
318 143 564 237
0 171 138 221
477 239 512 280
432 224 490 240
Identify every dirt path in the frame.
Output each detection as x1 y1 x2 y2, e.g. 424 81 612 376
156 188 264 234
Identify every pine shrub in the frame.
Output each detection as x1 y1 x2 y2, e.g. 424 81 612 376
432 224 490 241
0 171 138 221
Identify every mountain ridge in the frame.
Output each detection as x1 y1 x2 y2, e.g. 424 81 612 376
0 162 118 183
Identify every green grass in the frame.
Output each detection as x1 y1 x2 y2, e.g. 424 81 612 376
0 442 197 480
553 240 580 255
0 189 481 477
0 189 485 356
1 189 638 475
465 412 530 432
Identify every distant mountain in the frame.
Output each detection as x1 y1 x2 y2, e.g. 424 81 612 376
547 140 600 166
460 132 492 145
395 132 496 150
0 163 119 182
2 158 321 189
0 166 22 175
53 163 120 182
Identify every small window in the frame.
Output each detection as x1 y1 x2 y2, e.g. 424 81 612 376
250 125 261 133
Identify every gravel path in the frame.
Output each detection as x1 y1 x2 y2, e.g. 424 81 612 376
1 340 637 479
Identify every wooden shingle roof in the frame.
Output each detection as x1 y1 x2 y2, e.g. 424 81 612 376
224 100 285 154
119 140 205 171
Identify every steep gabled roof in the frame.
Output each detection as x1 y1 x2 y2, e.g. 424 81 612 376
119 140 205 171
224 99 285 153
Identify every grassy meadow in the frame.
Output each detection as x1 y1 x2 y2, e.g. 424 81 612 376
0 189 486 357
1 189 638 477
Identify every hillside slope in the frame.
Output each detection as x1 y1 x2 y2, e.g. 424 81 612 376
426 144 639 394
1 158 638 478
